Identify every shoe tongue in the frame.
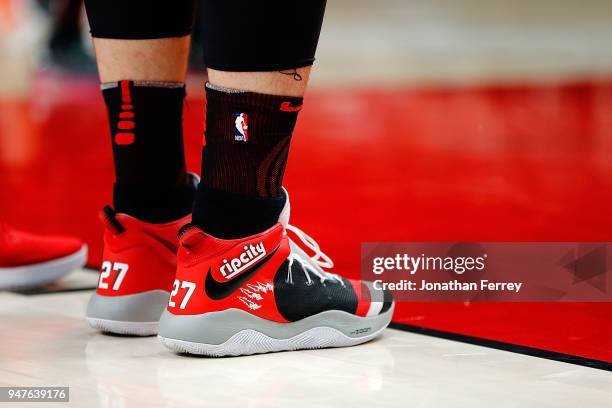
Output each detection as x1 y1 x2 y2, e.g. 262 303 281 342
99 206 125 234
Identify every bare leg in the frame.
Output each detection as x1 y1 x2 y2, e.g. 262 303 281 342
93 37 191 83
207 67 312 97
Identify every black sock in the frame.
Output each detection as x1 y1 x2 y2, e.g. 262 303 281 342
102 80 195 223
193 186 286 239
192 83 303 238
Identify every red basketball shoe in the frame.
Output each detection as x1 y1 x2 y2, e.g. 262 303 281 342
158 190 394 356
86 205 191 336
0 223 87 289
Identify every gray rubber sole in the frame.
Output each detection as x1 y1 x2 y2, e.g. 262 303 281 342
158 304 394 357
86 290 169 336
0 245 87 289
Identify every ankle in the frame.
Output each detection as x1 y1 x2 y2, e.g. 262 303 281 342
113 177 196 224
192 186 285 239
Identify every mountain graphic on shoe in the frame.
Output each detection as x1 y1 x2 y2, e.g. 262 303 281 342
0 223 87 289
158 189 394 356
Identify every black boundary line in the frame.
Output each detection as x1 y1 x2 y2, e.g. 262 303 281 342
389 322 612 372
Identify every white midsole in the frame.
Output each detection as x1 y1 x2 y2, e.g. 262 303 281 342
159 324 389 357
0 245 88 289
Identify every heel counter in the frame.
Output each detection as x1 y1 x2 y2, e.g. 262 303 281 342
96 234 176 296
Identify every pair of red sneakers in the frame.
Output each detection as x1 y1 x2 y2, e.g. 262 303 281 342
86 184 393 357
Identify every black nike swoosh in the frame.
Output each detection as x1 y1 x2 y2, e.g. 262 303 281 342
204 244 280 300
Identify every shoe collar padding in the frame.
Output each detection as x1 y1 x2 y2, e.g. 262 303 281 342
279 188 291 230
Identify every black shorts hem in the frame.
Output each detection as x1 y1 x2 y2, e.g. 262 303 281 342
203 59 315 73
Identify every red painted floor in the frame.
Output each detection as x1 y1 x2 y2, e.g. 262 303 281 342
1 73 611 362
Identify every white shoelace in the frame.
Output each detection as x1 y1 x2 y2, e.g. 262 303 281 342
285 224 345 286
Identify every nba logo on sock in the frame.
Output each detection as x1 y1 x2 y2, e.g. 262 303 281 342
234 113 249 142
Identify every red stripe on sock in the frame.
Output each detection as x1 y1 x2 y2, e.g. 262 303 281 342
121 104 133 111
120 80 132 104
118 121 135 130
119 112 134 119
280 101 303 112
115 133 135 145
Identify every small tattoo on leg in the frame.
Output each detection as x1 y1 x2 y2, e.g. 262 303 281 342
279 69 303 81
